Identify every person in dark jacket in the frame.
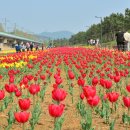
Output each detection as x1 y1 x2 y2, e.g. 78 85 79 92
30 43 33 51
15 43 21 53
115 31 125 51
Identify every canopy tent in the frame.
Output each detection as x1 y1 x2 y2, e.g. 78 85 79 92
0 32 42 44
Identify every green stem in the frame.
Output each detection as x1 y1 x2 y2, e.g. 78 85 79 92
23 123 25 130
54 117 57 130
128 108 130 115
112 103 113 113
33 95 35 109
72 87 73 104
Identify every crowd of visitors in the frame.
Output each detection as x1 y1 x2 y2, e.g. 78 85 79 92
88 38 100 47
15 42 41 53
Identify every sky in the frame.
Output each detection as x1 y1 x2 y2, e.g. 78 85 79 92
0 0 129 34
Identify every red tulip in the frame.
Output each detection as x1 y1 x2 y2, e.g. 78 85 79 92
0 90 5 100
34 77 38 81
107 92 119 103
100 78 105 87
114 76 120 83
126 85 130 92
87 95 100 107
77 77 85 87
52 88 67 102
48 104 65 117
53 84 58 89
19 98 31 111
22 77 28 85
103 94 108 101
40 75 46 80
15 90 22 97
83 86 96 98
0 75 3 79
27 64 33 69
26 74 34 81
92 77 98 86
14 111 30 123
55 78 63 85
68 70 75 80
5 83 16 93
9 76 15 83
123 97 130 108
54 74 60 79
80 93 85 100
104 80 112 89
29 84 40 95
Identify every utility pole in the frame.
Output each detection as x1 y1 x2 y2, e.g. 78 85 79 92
4 18 7 32
14 23 16 35
95 16 103 45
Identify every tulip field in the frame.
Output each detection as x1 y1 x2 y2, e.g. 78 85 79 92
0 47 130 130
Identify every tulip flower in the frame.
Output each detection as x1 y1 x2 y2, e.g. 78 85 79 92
126 85 130 93
80 93 85 100
49 104 65 130
55 78 63 85
100 78 105 87
0 90 5 100
22 77 28 85
123 97 130 108
29 84 40 95
123 96 130 115
83 86 96 98
104 80 112 89
29 84 40 108
9 76 15 83
68 70 75 80
77 77 85 87
0 75 3 79
52 88 67 102
5 83 16 93
19 98 31 111
114 76 120 83
92 77 98 86
48 104 65 117
53 84 58 89
26 74 34 81
107 92 119 103
15 90 22 97
40 75 46 80
27 64 33 69
87 95 100 107
14 111 30 130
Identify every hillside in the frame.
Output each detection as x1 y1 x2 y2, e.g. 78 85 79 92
40 31 74 39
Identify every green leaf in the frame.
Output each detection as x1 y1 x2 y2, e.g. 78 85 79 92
109 119 116 130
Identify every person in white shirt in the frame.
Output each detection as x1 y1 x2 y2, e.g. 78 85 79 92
124 32 130 51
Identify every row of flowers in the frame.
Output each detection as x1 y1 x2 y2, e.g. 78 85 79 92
0 47 130 130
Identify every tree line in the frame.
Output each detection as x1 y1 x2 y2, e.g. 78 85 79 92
69 8 130 45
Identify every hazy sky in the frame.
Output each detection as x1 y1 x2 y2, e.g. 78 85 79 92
0 0 129 34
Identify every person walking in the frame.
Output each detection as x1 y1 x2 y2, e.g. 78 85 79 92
21 44 26 52
124 32 130 51
30 43 33 51
42 43 45 50
15 43 21 53
115 31 125 51
26 42 30 51
35 44 39 51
